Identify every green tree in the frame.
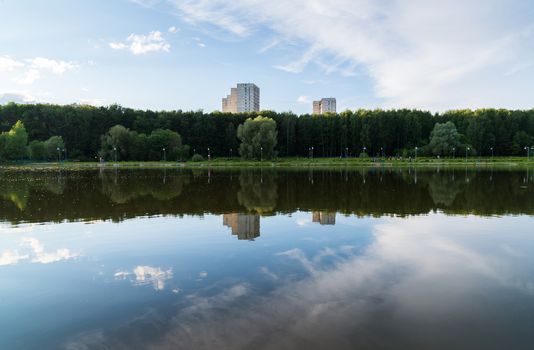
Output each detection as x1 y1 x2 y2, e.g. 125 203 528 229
237 116 278 160
1 120 28 160
44 136 65 160
148 129 184 161
427 121 462 156
512 131 533 155
29 140 47 160
100 125 135 161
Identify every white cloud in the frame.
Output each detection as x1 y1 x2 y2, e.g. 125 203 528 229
133 265 173 290
296 95 310 104
109 42 128 50
168 26 179 33
0 237 78 265
197 42 206 48
169 0 534 110
0 250 29 266
0 92 38 104
2 55 77 85
15 69 40 85
173 0 249 36
26 57 77 74
21 237 79 264
115 265 173 290
109 31 171 55
78 98 106 106
0 56 24 72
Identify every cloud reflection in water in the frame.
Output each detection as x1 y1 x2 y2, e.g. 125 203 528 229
66 215 534 349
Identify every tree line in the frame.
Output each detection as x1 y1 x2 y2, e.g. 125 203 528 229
1 103 534 161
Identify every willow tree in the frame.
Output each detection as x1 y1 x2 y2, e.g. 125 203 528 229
237 116 278 160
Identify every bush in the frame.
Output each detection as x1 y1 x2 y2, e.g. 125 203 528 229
191 154 204 162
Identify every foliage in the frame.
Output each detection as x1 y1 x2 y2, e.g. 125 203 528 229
191 154 204 162
99 124 188 161
426 122 463 156
2 104 534 159
44 136 65 160
237 116 278 160
29 140 47 160
0 120 28 160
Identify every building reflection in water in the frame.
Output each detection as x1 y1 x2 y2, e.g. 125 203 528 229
312 211 336 225
222 213 260 240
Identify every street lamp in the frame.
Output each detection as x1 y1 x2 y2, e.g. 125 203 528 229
207 147 211 161
113 147 117 162
363 146 367 157
345 147 349 158
260 146 263 161
229 148 233 158
526 146 530 161
452 147 456 159
56 147 61 162
415 146 418 161
490 147 494 161
380 147 384 158
162 147 166 162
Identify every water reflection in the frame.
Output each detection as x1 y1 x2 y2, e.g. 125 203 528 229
1 167 534 224
1 168 534 349
223 213 260 240
312 211 336 225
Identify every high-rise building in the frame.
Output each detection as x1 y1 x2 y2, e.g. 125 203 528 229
223 213 260 240
312 211 336 225
222 83 260 113
312 98 336 114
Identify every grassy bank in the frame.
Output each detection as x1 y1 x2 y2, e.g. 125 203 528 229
2 157 534 170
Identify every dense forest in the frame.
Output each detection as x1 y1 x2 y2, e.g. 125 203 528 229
1 103 534 160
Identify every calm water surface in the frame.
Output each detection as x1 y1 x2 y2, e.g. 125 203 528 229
1 167 534 349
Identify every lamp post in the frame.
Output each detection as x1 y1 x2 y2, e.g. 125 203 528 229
380 147 384 158
162 147 166 162
526 146 530 161
465 146 470 163
311 146 314 159
56 147 61 162
415 146 418 161
207 147 211 161
363 146 366 157
490 147 494 161
229 148 233 158
452 147 456 159
345 147 349 158
113 147 117 162
260 146 263 162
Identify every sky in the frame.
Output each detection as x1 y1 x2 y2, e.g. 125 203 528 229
1 0 534 114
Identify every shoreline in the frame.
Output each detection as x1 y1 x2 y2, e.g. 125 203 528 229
1 157 533 170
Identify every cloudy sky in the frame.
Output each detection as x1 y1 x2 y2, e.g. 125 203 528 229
1 0 534 113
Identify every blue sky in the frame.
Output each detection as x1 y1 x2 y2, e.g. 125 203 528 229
1 0 534 113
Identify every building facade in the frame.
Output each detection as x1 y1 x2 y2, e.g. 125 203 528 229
223 213 260 240
312 98 336 114
222 83 260 113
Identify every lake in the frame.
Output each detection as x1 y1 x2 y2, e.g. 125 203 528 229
1 167 534 349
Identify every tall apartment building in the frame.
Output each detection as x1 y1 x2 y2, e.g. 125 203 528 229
223 213 260 240
222 83 260 113
312 98 336 114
